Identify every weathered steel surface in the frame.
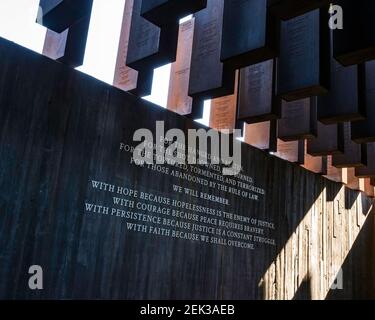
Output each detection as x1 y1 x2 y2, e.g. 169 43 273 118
238 60 281 124
333 0 375 66
244 120 277 152
307 122 345 156
209 71 239 133
273 139 304 164
221 0 278 69
318 53 366 124
269 0 331 20
301 141 327 175
38 0 93 32
278 97 317 141
140 0 207 26
332 123 367 168
188 0 235 100
356 143 375 178
42 13 91 68
277 9 330 101
167 18 195 116
113 0 152 96
126 0 178 73
352 61 375 143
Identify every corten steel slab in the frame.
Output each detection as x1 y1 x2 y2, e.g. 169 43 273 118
302 141 328 175
307 121 345 156
167 18 195 116
268 0 331 21
352 60 375 143
113 0 152 96
278 97 317 141
360 179 375 198
273 139 304 164
344 168 360 191
244 120 277 152
221 0 278 69
332 122 367 169
38 0 93 33
56 15 91 68
43 28 68 61
238 59 281 124
188 0 235 100
41 0 92 69
356 143 375 178
277 9 330 101
318 45 366 124
333 0 375 66
209 71 239 133
140 0 207 26
42 14 91 68
126 0 178 73
324 156 344 183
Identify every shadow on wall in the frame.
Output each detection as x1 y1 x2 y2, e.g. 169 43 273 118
293 275 312 300
286 204 374 300
325 210 375 300
259 175 375 300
